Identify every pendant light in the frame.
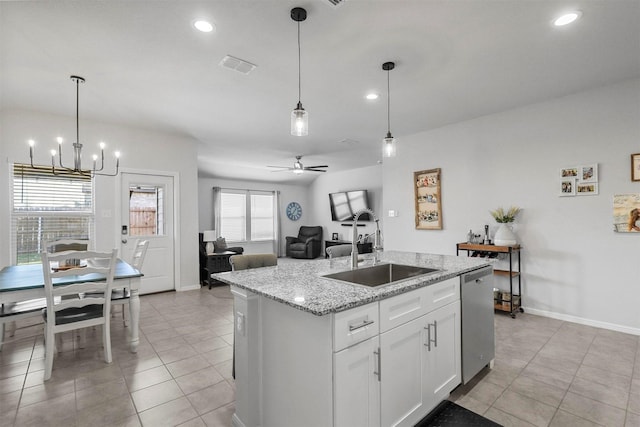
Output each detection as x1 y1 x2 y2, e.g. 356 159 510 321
290 7 308 136
382 61 397 158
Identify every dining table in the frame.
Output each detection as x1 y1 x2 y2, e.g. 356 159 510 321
0 258 143 352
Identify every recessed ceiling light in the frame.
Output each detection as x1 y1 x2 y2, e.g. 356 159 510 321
553 11 582 26
194 20 214 33
366 93 379 100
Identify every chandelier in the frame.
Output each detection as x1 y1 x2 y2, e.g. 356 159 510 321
28 75 120 176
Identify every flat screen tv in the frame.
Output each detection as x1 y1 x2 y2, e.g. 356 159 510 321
329 190 371 221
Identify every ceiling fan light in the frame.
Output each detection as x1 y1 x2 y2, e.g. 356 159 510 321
291 103 308 136
383 134 397 158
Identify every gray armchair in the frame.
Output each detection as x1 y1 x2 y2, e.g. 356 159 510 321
286 226 323 259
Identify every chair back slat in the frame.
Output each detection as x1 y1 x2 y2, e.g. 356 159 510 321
130 240 149 271
43 239 89 253
41 249 117 320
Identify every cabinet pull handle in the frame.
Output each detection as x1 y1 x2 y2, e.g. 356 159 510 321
349 319 374 331
373 348 381 381
433 320 438 348
424 321 437 351
423 325 431 351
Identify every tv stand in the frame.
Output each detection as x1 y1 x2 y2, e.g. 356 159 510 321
324 240 373 258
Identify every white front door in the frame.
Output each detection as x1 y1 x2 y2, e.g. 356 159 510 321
120 172 175 294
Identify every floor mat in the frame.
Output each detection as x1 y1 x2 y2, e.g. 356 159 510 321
415 400 502 427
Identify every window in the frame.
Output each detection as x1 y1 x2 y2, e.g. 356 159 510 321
11 164 94 264
220 190 274 242
129 185 165 236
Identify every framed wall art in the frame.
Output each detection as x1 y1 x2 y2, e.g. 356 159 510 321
414 168 442 230
559 163 599 197
613 193 640 232
576 182 598 195
579 164 598 183
560 178 576 196
632 153 640 182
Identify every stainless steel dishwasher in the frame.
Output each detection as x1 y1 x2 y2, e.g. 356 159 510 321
460 266 495 384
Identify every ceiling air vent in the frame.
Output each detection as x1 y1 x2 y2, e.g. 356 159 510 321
324 0 346 7
219 55 257 75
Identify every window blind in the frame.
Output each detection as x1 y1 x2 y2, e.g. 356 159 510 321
11 164 94 264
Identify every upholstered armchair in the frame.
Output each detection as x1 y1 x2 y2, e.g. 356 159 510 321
286 226 323 259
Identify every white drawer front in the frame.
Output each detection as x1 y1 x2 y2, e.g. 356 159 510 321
379 277 460 332
333 302 379 352
427 277 460 312
379 286 429 332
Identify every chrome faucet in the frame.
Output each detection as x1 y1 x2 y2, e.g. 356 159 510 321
351 208 382 269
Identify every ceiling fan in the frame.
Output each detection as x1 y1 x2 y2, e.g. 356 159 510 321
268 155 328 174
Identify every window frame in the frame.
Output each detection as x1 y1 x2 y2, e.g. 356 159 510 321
219 189 275 243
10 163 95 265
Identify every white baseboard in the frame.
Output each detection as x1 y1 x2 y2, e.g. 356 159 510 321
524 306 640 336
178 284 201 292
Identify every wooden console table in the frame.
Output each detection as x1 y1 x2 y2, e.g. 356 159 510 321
203 251 236 289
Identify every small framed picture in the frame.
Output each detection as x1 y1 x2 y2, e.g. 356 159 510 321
560 167 578 178
577 182 598 195
579 164 598 183
331 232 338 240
560 178 576 196
632 154 640 182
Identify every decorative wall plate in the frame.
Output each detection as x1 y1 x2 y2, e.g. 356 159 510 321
286 202 302 221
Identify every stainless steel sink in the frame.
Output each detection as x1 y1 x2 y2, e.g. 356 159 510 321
322 263 440 288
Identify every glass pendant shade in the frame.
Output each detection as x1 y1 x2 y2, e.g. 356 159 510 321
383 132 397 158
291 102 308 136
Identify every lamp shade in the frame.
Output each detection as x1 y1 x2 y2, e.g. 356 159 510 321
203 230 216 242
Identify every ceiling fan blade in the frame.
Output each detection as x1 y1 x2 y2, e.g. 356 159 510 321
304 165 328 169
304 168 327 172
270 169 294 173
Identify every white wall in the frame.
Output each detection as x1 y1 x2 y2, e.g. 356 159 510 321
197 176 311 255
308 165 383 246
1 109 200 291
383 78 640 334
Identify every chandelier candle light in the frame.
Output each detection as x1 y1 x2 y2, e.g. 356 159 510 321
28 75 120 176
290 7 308 136
382 61 397 158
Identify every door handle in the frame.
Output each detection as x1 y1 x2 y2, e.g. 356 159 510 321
121 238 128 244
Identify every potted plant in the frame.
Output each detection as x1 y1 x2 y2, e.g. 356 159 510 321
490 206 520 246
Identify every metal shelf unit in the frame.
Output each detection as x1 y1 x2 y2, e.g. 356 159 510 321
456 243 523 318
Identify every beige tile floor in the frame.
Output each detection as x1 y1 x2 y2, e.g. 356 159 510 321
451 313 640 427
1 285 639 427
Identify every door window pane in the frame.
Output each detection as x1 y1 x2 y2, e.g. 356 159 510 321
129 185 164 236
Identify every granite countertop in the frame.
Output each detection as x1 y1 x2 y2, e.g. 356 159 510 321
211 250 491 316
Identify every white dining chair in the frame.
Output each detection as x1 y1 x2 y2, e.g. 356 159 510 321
112 239 148 326
0 239 90 352
41 248 117 380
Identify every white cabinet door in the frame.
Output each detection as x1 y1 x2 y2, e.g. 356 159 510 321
380 316 427 427
334 336 380 427
423 301 461 413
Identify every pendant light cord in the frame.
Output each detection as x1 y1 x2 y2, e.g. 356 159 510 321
297 21 302 104
76 77 80 144
386 69 391 134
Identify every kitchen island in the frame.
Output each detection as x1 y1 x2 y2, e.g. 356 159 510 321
212 250 492 427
